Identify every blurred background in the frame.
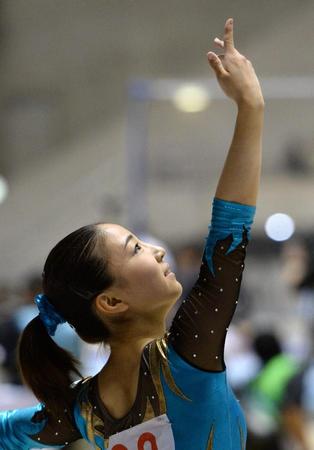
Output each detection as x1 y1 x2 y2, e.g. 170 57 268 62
0 1 314 449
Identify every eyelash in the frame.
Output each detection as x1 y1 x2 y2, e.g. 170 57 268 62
134 243 142 254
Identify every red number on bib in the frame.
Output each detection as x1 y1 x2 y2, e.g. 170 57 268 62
138 432 158 450
112 445 128 450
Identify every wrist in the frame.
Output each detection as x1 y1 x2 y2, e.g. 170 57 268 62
236 96 265 111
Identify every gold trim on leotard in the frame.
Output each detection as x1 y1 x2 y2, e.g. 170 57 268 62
206 424 215 449
77 377 104 450
159 337 192 402
149 340 168 414
238 421 245 450
142 396 156 422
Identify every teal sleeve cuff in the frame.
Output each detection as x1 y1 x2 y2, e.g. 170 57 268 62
204 197 256 276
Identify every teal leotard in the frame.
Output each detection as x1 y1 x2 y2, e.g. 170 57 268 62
0 197 256 449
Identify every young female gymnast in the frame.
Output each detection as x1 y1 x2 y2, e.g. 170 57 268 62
0 17 264 450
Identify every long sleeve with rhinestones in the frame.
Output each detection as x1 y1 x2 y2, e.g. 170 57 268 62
0 388 82 449
168 197 256 372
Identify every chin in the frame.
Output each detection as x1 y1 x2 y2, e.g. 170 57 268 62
173 282 183 301
177 279 183 293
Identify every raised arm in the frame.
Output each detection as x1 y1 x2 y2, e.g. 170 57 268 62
167 18 263 372
208 17 264 205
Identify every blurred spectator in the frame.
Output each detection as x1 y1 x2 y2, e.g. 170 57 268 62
280 324 314 450
0 284 13 318
0 318 20 383
283 137 312 176
224 321 261 393
280 237 310 290
0 283 22 384
296 257 314 325
281 366 314 450
242 330 301 450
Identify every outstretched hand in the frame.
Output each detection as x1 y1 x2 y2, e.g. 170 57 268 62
207 18 264 108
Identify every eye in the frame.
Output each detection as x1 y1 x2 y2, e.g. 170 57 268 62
134 243 142 254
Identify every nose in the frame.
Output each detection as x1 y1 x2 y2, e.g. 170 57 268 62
154 245 166 262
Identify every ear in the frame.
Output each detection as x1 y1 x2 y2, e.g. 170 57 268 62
94 292 129 316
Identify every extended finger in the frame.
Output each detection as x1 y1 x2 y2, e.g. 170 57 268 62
223 18 235 53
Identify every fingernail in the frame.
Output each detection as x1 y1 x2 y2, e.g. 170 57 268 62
207 53 214 60
229 18 233 24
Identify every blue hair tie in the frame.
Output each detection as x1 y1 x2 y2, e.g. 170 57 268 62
34 293 66 336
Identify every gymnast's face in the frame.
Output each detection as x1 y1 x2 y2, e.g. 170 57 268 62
95 224 182 319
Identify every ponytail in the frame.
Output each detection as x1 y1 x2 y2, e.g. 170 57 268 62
17 316 82 418
16 223 114 419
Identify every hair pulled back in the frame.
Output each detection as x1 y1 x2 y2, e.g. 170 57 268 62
17 223 114 418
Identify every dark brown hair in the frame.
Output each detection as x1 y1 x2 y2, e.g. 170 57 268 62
17 223 114 418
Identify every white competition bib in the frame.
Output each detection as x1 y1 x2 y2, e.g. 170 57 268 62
108 414 175 450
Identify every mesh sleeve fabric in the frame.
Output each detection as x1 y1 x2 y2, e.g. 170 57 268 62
0 398 81 449
168 197 256 372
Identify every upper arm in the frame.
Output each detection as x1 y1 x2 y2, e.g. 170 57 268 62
168 197 256 372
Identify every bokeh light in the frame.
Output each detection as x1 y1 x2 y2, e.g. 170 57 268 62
172 84 210 113
264 213 295 241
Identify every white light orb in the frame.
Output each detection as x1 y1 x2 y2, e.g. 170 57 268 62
173 84 210 113
0 175 9 204
264 213 295 242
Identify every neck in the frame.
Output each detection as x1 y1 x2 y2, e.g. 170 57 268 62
96 311 167 381
98 335 161 386
110 311 166 344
